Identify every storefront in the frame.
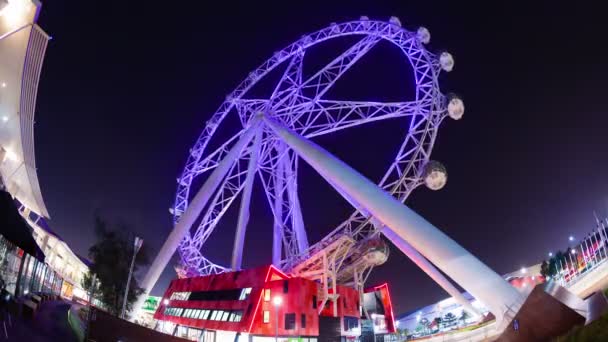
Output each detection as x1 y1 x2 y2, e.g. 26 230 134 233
0 190 63 298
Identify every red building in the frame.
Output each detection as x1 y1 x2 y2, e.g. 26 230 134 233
153 265 395 341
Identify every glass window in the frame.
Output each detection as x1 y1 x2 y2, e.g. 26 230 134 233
285 313 296 330
301 314 306 328
263 310 270 323
212 310 222 320
264 289 271 301
230 310 243 322
283 280 289 293
312 296 317 309
210 310 218 320
239 287 252 300
221 311 230 321
344 316 359 331
202 310 210 320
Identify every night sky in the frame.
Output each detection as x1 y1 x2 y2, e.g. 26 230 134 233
33 1 608 315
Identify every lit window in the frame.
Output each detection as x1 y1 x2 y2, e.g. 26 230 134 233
221 311 230 321
184 309 191 318
210 310 218 320
264 289 271 301
201 310 210 320
214 311 224 321
233 311 243 322
263 310 270 323
239 287 252 300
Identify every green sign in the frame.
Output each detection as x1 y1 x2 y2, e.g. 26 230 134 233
142 296 161 312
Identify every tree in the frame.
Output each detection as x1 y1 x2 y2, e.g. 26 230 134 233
81 272 101 302
443 312 457 328
87 216 149 316
433 316 443 330
459 311 470 325
418 318 431 335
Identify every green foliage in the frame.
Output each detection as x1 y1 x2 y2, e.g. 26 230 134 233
87 216 149 316
443 312 457 328
541 250 569 279
460 310 470 322
555 310 608 341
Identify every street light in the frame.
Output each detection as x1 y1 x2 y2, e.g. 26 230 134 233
548 252 553 257
163 298 169 306
273 296 282 342
571 249 577 254
569 236 575 242
520 267 526 274
121 236 143 320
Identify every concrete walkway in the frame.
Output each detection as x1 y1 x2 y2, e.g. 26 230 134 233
3 300 78 341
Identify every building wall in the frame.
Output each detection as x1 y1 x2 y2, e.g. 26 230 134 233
249 277 319 337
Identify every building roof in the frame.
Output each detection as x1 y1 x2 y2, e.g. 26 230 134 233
0 0 50 217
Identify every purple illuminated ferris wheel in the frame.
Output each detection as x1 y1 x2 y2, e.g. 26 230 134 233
170 16 464 283
134 17 528 326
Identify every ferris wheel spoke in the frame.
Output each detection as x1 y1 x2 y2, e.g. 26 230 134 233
299 35 381 101
269 50 306 109
257 141 308 262
193 129 248 176
276 99 427 137
190 153 250 252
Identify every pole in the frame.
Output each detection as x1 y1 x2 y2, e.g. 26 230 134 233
122 236 142 319
84 273 97 342
275 303 279 342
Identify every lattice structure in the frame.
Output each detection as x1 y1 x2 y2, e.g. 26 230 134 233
172 18 459 285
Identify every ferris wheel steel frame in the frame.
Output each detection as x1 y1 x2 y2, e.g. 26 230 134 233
134 18 526 328
173 19 445 279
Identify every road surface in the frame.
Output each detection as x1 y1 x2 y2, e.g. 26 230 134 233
5 300 78 341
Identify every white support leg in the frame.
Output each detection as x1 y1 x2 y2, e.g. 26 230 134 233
285 154 309 253
132 118 261 318
382 228 482 318
231 128 263 270
327 176 481 317
263 115 523 327
272 145 285 266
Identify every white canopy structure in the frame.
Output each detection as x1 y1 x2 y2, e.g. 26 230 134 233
0 0 50 217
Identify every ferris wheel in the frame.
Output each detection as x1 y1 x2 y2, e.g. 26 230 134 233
171 16 464 281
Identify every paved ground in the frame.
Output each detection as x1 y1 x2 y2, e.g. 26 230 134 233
4 300 78 341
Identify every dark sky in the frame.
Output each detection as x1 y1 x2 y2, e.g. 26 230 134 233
34 1 608 315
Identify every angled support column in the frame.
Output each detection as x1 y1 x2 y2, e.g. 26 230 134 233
285 154 309 253
382 228 481 318
327 178 481 318
132 118 261 318
263 115 523 326
231 127 263 270
272 144 286 266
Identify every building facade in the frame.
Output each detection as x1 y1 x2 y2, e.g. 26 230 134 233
153 265 396 342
